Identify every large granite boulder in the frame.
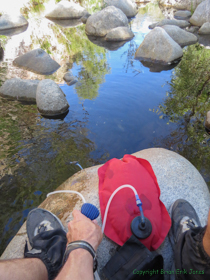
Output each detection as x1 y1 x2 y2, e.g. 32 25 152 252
85 6 128 37
149 19 190 29
198 22 210 34
135 27 183 64
105 26 134 41
1 148 209 280
161 25 198 47
0 14 28 31
13 49 60 75
104 0 138 18
159 0 205 10
0 78 39 102
190 0 210 26
45 0 88 19
36 79 69 116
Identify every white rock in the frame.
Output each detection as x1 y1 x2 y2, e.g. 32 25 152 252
190 0 210 26
174 10 191 19
198 22 210 34
0 14 28 31
104 0 138 18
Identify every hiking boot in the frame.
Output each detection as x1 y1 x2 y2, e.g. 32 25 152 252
168 199 201 249
26 208 65 246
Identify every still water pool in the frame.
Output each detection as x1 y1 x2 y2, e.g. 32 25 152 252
0 1 210 255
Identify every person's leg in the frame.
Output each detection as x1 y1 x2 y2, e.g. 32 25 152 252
169 199 210 280
0 258 47 280
202 210 210 256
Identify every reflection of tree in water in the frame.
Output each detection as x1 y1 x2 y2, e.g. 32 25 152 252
121 39 138 73
154 44 210 187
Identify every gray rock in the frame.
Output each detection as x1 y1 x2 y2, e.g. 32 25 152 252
190 0 210 26
104 0 138 18
135 27 183 64
186 26 199 33
174 10 191 19
0 25 28 36
87 35 127 51
105 26 134 41
48 18 82 28
13 48 60 75
159 0 205 10
85 6 128 37
63 72 78 86
45 0 88 20
198 22 210 34
161 25 198 46
1 148 210 280
36 79 69 116
0 78 39 102
149 19 190 29
81 13 91 24
205 111 210 130
0 14 28 31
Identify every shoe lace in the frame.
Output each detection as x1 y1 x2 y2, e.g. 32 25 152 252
183 219 198 231
38 223 48 233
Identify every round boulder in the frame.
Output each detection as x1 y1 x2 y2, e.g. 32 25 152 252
104 0 138 18
174 10 192 20
0 14 28 31
161 25 198 47
105 26 134 41
198 22 210 34
0 78 39 102
85 6 128 37
13 48 60 75
36 79 69 116
135 27 183 64
45 0 88 20
190 0 210 26
149 19 190 29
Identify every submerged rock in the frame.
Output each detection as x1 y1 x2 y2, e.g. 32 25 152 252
1 148 210 277
174 10 191 20
0 14 28 31
85 6 128 37
36 79 69 117
135 27 183 64
13 48 60 75
190 0 210 26
0 78 39 102
45 0 88 20
161 25 198 47
63 72 78 86
105 26 134 42
198 22 210 34
104 0 138 18
149 19 190 29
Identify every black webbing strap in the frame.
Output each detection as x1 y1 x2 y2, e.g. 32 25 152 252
102 235 164 280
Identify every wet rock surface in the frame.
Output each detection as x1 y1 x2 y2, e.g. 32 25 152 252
149 19 190 29
190 0 210 26
85 6 128 37
45 0 88 20
36 79 69 116
63 72 78 86
0 14 28 31
104 0 138 18
0 78 39 102
1 148 209 280
198 22 210 34
135 27 183 64
161 25 198 47
13 48 60 75
105 26 134 42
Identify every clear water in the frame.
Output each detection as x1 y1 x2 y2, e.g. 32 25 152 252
1 0 210 255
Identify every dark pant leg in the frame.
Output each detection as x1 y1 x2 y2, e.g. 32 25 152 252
174 226 210 280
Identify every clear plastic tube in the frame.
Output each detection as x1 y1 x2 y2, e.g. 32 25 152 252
101 184 138 233
47 190 86 204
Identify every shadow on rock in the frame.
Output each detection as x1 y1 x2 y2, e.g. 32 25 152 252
48 18 83 28
41 109 69 120
137 59 180 73
0 25 28 36
87 35 127 51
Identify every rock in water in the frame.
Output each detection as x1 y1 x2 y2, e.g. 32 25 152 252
36 79 69 116
149 19 190 29
13 49 60 75
85 6 128 37
104 0 138 18
174 10 192 20
0 78 39 102
135 27 183 64
190 0 210 26
45 0 88 20
198 22 210 34
63 72 78 86
0 14 28 31
161 25 198 47
105 26 134 41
